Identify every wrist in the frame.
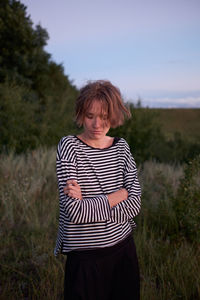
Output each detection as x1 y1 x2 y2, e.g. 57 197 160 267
107 188 128 208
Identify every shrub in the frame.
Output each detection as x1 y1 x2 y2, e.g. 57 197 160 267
172 154 200 242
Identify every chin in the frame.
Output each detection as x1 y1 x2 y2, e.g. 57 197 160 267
92 134 103 139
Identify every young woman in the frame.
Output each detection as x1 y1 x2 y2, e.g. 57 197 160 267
54 80 141 300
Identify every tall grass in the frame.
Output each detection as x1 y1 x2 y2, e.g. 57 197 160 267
136 160 200 300
0 149 199 299
0 149 65 299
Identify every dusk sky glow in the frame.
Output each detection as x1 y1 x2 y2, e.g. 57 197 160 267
21 0 200 107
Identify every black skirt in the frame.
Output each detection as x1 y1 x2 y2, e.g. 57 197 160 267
64 234 140 300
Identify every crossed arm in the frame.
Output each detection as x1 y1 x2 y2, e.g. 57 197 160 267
64 179 128 208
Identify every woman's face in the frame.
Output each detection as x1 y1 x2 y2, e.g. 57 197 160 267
83 100 110 140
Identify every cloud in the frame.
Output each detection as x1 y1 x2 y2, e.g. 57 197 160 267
142 96 200 108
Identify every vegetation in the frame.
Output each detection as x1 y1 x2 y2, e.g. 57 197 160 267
136 157 200 299
0 0 78 153
110 104 200 164
1 1 200 164
1 1 200 299
152 108 200 142
0 149 200 299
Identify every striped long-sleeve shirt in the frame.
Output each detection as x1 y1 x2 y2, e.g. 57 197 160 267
54 135 141 256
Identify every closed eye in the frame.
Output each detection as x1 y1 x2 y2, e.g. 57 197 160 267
86 114 94 119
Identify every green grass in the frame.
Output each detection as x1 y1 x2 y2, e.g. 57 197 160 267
0 149 65 299
136 160 200 300
0 149 199 299
152 108 200 141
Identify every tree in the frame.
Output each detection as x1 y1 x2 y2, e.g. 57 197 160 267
0 81 40 153
0 0 78 153
0 0 49 87
109 104 165 163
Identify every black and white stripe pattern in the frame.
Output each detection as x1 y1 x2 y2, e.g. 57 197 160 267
54 135 141 255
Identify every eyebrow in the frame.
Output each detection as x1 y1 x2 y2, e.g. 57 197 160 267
86 112 108 116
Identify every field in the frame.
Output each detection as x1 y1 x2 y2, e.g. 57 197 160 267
0 148 200 299
1 4 200 297
153 108 200 141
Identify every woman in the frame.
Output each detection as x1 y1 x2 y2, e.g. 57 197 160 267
54 80 141 300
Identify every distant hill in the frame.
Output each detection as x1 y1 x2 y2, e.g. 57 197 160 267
152 108 200 142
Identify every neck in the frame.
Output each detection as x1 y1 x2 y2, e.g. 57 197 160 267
78 133 113 149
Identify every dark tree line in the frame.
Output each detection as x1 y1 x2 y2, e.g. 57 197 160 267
0 0 78 153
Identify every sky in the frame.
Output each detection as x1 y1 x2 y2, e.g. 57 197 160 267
21 0 200 107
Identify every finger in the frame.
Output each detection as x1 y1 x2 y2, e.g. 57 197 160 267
63 187 69 194
64 185 71 191
68 192 78 198
66 179 74 185
64 186 74 193
66 179 76 183
65 186 79 196
70 180 78 186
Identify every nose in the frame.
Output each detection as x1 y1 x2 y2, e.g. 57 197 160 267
93 117 101 128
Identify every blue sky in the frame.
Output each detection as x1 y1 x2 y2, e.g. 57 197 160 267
21 0 200 107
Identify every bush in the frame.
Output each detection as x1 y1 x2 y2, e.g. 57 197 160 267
172 154 200 242
110 104 165 163
0 81 40 153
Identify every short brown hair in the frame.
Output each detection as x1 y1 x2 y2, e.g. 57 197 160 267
75 80 131 128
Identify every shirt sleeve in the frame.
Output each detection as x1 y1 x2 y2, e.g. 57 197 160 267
56 138 111 224
111 141 141 222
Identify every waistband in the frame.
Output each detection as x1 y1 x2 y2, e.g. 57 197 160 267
67 234 133 260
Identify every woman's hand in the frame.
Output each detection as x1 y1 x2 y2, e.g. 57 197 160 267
107 188 128 208
64 180 82 200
